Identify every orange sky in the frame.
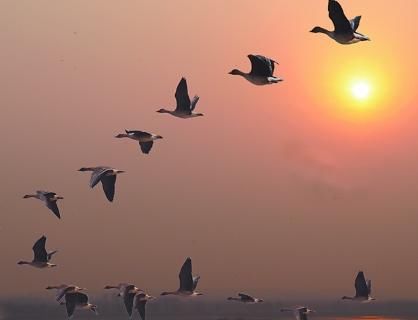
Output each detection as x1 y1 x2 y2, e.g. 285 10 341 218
1 0 418 299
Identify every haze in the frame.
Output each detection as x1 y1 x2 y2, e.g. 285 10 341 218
1 0 418 301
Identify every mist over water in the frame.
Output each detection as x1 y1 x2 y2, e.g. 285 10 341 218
1 297 416 320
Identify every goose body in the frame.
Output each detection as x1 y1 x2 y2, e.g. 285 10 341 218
17 235 57 268
104 283 133 297
229 54 283 85
227 293 264 304
62 292 98 318
46 285 86 302
310 0 370 44
116 130 163 154
161 257 203 296
23 190 63 219
342 271 375 302
78 166 125 202
281 306 315 320
133 291 155 320
157 78 203 118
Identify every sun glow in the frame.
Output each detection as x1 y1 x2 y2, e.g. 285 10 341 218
351 81 371 101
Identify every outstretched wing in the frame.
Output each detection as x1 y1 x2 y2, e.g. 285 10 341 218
354 271 369 297
175 78 191 113
238 293 254 301
367 279 372 294
178 257 194 291
101 175 116 202
46 200 61 219
350 15 361 31
32 236 48 262
328 0 352 33
139 141 153 154
248 55 275 77
192 275 201 291
90 167 112 188
124 292 135 317
135 298 147 320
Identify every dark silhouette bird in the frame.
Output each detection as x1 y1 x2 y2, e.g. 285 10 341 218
115 130 163 154
281 306 315 320
23 190 63 219
310 0 370 44
160 257 202 296
229 54 282 85
342 271 375 302
227 293 264 303
61 292 98 318
78 166 125 202
157 78 203 118
17 236 57 268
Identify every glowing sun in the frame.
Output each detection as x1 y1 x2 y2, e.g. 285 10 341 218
350 81 371 101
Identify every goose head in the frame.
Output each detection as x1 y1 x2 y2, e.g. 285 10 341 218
156 109 171 114
115 133 129 138
229 69 245 76
310 26 330 34
17 261 30 265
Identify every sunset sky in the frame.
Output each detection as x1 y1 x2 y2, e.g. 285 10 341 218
1 0 418 301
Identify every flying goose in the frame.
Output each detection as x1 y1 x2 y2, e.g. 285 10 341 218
78 166 125 202
342 271 375 302
227 293 264 303
160 257 202 296
46 285 87 302
157 78 203 118
17 235 57 268
115 130 163 154
281 306 315 320
23 190 63 219
107 284 140 317
61 292 98 318
133 291 155 320
310 0 370 44
229 54 283 85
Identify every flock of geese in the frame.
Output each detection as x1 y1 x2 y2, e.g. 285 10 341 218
17 1 375 319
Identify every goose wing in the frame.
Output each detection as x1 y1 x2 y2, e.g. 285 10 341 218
248 55 275 77
192 275 201 290
350 15 361 31
238 293 255 301
32 236 48 262
46 200 61 219
65 292 87 317
124 291 135 317
175 78 191 113
101 174 116 202
296 308 308 320
178 257 194 291
90 167 112 188
139 141 153 154
134 294 147 320
367 279 372 294
354 271 369 297
328 0 352 33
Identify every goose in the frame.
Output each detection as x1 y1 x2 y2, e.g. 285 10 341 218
227 293 264 304
156 78 203 118
342 271 375 302
61 292 98 318
281 306 315 320
229 54 283 85
46 285 87 302
104 283 134 297
133 291 155 320
78 166 125 202
23 190 63 219
310 0 370 44
17 235 57 268
115 130 163 154
160 257 203 296
108 284 140 317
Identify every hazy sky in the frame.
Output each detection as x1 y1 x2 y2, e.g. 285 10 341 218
1 0 418 300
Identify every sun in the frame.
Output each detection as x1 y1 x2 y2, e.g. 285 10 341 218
350 80 371 101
